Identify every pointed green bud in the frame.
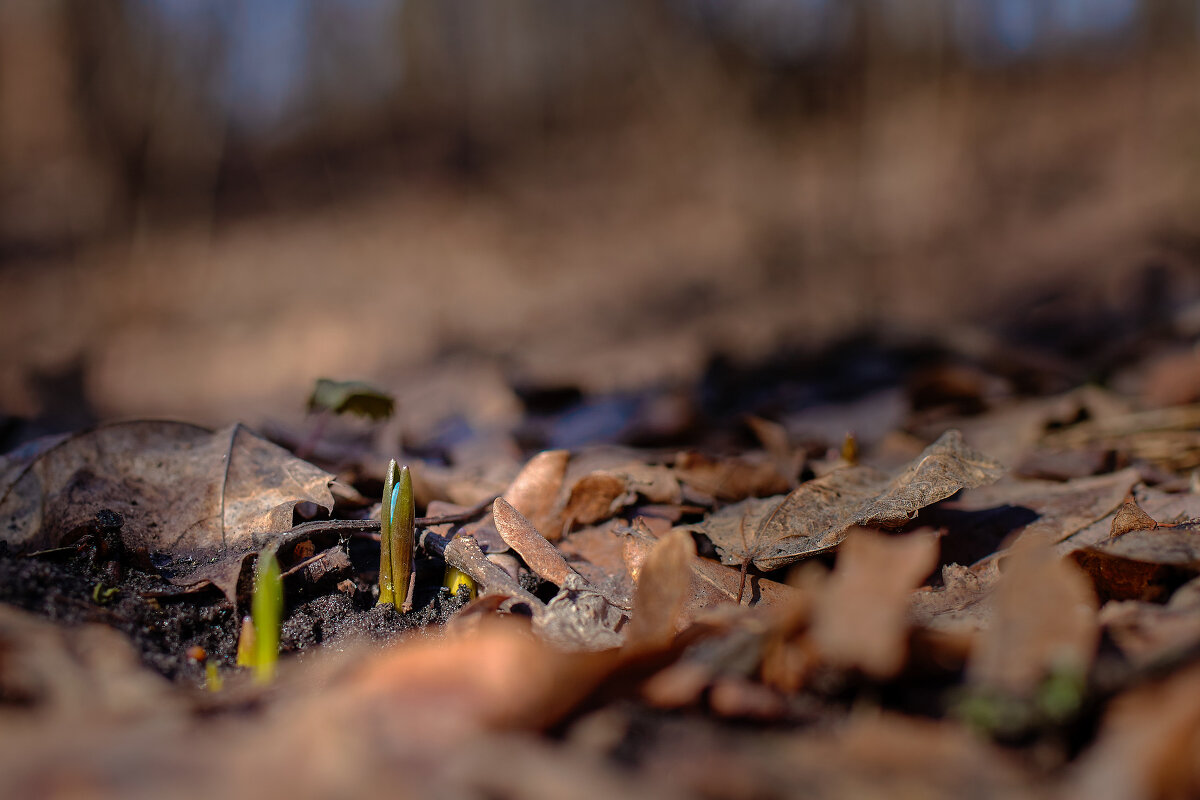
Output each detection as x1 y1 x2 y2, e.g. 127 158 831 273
390 465 415 611
377 459 401 606
251 549 282 684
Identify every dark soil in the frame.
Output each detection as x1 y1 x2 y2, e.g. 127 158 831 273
0 520 471 686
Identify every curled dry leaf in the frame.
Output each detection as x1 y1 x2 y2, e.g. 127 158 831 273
690 430 1003 571
493 497 580 587
625 529 697 650
0 421 334 601
502 449 569 541
968 542 1099 696
1109 495 1159 538
810 528 939 678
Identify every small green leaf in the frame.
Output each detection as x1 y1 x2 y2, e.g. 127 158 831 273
307 379 395 420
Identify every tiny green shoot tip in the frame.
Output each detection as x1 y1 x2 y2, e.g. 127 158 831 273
251 549 282 684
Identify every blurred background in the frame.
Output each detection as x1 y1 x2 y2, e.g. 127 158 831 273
3 0 1200 453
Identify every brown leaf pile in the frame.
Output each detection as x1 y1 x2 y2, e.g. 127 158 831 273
7 389 1200 798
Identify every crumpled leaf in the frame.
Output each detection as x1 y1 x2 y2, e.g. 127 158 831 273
307 378 395 420
811 528 939 678
1109 495 1160 538
690 430 1003 570
533 573 627 652
0 421 334 600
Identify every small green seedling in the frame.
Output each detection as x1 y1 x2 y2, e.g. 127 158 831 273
377 460 415 610
444 565 477 600
91 582 118 605
251 549 283 684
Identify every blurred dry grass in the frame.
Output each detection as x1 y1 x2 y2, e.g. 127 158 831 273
2 1 1199 430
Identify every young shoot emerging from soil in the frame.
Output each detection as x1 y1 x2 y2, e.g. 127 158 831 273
377 460 415 611
251 549 282 684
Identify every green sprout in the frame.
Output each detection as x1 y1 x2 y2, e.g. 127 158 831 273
378 460 415 610
251 549 283 684
205 663 224 693
444 565 477 600
91 582 119 605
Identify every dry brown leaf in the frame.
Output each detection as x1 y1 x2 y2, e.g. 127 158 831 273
0 421 334 600
968 543 1099 695
1070 528 1200 602
625 529 697 650
623 534 797 625
493 497 580 587
745 415 803 482
340 619 621 731
1067 663 1200 800
673 451 790 502
561 472 631 528
1098 578 1200 667
0 605 178 721
1109 495 1160 537
502 449 569 541
444 534 545 613
810 528 939 678
692 430 1003 571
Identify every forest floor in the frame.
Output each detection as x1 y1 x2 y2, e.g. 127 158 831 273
5 53 1200 798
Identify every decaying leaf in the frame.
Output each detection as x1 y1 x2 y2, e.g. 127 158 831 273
1067 663 1200 800
625 529 697 650
810 528 939 678
1098 577 1200 667
1070 528 1200 602
1109 495 1160 538
502 449 569 541
672 451 791 502
533 573 627 651
968 543 1099 696
690 430 1003 571
0 422 334 600
561 472 632 528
